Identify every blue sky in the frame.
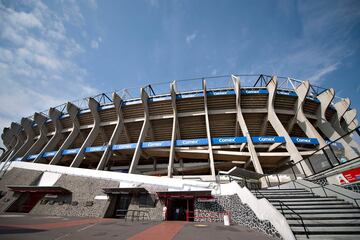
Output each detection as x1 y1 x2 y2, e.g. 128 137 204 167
0 0 360 147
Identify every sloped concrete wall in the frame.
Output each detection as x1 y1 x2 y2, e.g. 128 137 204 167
0 168 43 212
31 175 119 217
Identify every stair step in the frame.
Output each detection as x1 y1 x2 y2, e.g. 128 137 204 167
271 201 349 206
291 226 360 233
254 192 314 196
286 215 360 220
287 219 360 225
268 197 338 202
296 235 360 240
274 205 356 210
264 195 319 198
281 208 360 214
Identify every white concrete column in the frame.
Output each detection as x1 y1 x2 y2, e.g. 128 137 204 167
293 80 327 147
168 82 179 178
129 88 150 174
34 108 63 163
267 76 312 175
316 89 358 159
232 75 267 187
10 118 35 161
97 93 125 170
203 79 216 178
70 98 101 168
21 113 48 161
50 102 80 165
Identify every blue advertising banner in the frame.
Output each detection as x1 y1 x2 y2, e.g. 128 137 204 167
176 92 204 99
252 136 286 143
176 138 208 146
112 143 137 150
276 91 298 97
62 148 80 155
43 151 57 158
27 154 39 160
240 89 268 95
85 146 108 153
122 100 142 106
207 90 236 96
142 140 171 148
148 96 172 102
291 137 319 145
212 137 247 145
98 104 115 111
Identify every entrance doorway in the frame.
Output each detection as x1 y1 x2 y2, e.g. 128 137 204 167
114 194 132 218
166 198 194 221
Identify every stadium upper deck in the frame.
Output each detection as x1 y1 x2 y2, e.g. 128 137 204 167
1 74 359 180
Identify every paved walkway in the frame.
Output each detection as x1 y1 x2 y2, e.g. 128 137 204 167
0 214 271 240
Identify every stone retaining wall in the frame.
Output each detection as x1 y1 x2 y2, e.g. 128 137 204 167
31 174 118 217
195 195 282 240
0 168 43 212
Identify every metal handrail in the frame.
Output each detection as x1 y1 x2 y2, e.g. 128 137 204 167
254 189 309 239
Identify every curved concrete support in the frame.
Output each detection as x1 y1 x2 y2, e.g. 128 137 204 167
316 90 358 159
10 118 35 161
34 108 63 163
21 113 48 161
97 93 124 170
203 79 216 178
349 119 358 131
343 109 357 132
50 102 80 165
267 77 312 175
294 81 327 147
129 88 150 174
1 123 25 162
70 98 100 168
168 82 179 177
232 75 267 187
330 98 360 153
0 128 15 161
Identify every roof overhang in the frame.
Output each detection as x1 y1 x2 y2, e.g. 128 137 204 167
7 185 71 194
156 190 212 199
103 187 148 194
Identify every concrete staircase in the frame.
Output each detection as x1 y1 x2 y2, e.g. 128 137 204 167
251 188 360 239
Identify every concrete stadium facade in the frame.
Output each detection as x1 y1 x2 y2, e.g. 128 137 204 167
1 75 359 183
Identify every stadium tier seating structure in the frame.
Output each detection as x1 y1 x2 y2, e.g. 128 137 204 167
1 74 359 184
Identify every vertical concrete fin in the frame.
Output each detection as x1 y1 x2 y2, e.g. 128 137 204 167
21 112 48 161
232 75 267 187
203 79 216 178
50 102 80 165
330 98 360 153
34 108 63 163
294 80 327 147
70 97 101 168
129 88 150 174
267 76 312 175
316 89 359 159
168 82 178 177
343 109 357 132
97 93 124 170
10 118 35 161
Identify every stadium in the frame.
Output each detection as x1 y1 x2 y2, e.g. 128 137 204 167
1 74 360 239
